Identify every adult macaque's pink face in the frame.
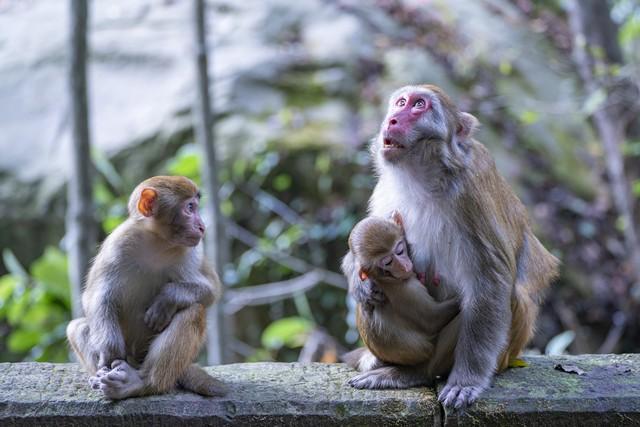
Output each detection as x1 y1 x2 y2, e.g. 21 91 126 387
377 85 450 164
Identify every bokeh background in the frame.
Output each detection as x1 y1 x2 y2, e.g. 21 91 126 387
0 0 639 364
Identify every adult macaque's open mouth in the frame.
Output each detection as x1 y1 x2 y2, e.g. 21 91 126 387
383 138 404 149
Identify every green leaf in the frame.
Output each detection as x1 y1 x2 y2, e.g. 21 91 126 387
7 291 31 325
261 316 313 351
8 329 43 353
0 275 17 317
623 141 640 157
22 299 66 328
633 180 640 197
273 174 292 191
167 145 201 181
315 153 331 174
499 60 512 75
94 181 115 206
30 247 70 307
2 249 28 279
103 215 125 234
620 15 640 46
0 275 17 301
582 89 606 115
518 110 539 126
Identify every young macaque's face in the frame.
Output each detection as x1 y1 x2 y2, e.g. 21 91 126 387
376 238 413 280
172 195 206 247
134 176 206 248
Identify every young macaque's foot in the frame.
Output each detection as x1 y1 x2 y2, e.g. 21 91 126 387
89 366 111 390
98 360 145 400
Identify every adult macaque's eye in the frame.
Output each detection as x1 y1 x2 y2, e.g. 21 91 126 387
414 99 425 108
396 98 406 107
381 255 393 266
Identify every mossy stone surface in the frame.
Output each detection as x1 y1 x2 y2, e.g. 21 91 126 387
1 355 639 426
441 354 640 426
0 362 438 426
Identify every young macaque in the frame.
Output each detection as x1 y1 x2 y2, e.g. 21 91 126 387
66 176 227 400
343 85 559 408
342 213 458 378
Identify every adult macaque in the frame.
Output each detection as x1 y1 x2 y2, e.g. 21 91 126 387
343 85 559 408
342 213 459 385
66 176 227 400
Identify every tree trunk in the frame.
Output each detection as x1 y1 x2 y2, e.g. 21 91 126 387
567 0 640 297
67 0 96 319
192 0 228 364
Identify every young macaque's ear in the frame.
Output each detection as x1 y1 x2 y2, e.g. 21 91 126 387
138 188 158 217
456 112 479 138
391 210 404 230
359 268 369 282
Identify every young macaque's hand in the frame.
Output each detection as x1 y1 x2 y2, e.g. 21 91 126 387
353 278 386 311
144 295 178 332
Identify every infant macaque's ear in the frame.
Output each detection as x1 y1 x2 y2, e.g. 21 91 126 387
390 210 404 229
358 268 369 282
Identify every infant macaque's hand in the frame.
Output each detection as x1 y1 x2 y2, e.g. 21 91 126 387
354 278 386 312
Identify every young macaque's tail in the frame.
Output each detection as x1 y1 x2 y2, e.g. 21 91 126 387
341 347 384 372
178 364 228 397
341 348 368 370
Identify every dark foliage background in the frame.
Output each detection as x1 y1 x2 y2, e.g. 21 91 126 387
0 0 639 363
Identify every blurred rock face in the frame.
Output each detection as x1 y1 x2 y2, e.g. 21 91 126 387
0 0 594 202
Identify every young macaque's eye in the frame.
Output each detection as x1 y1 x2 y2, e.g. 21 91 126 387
186 202 195 213
396 98 406 107
381 255 393 266
395 241 405 255
414 99 426 108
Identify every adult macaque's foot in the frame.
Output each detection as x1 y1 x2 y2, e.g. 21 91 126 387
347 367 431 389
439 383 486 409
98 360 145 400
89 366 110 390
348 371 395 389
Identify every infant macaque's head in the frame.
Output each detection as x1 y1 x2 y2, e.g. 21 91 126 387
349 211 413 282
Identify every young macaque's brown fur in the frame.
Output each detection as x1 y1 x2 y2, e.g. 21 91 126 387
66 176 227 400
343 84 559 408
342 215 458 374
343 213 459 387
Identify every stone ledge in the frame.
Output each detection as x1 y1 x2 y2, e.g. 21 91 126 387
0 354 638 426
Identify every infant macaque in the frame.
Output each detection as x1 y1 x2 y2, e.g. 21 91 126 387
342 212 459 386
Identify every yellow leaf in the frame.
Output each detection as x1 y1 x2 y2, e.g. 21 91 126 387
509 358 529 368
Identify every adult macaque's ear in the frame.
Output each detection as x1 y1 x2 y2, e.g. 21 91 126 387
358 268 369 282
138 188 157 217
456 112 479 138
391 210 404 230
